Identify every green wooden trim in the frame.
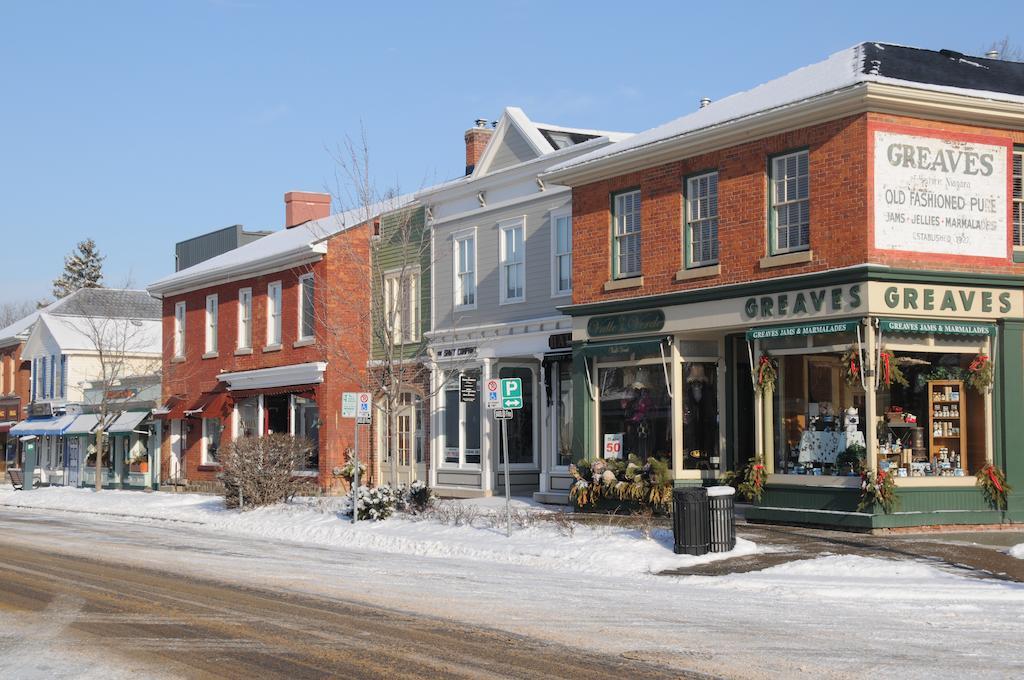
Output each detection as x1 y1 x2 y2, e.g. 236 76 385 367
878 318 996 337
724 334 737 471
571 343 597 460
746 318 860 341
1013 251 1024 263
682 169 719 269
559 264 1024 317
1000 321 1024 515
610 187 641 280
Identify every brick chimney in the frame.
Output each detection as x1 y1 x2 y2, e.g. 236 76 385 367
464 119 493 175
284 191 331 229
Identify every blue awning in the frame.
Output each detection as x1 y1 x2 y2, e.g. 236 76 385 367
9 414 77 436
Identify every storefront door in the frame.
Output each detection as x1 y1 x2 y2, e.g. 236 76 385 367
169 420 184 481
380 393 425 487
66 437 79 487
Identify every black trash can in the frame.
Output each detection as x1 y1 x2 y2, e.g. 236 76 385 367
672 486 710 555
707 486 737 553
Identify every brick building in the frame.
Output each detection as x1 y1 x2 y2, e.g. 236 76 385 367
148 192 410 492
543 43 1024 528
0 314 34 470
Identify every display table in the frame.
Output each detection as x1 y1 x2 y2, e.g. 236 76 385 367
797 430 866 464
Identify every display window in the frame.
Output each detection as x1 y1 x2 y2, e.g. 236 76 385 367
596 346 672 463
683 362 719 470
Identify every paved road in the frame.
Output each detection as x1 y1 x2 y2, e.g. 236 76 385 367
0 528 689 680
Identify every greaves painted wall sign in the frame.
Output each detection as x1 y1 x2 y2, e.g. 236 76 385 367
873 130 1008 260
587 310 665 337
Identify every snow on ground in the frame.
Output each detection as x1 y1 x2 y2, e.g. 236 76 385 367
1010 543 1024 559
0 487 754 576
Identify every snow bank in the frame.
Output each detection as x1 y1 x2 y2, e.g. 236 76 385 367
1009 543 1024 559
0 487 754 577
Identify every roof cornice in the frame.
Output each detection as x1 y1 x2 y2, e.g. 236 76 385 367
542 83 1024 187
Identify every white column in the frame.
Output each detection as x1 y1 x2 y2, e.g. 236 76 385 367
671 337 684 479
864 319 878 474
481 358 494 494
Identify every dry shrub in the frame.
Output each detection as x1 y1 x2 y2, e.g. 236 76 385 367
219 434 312 510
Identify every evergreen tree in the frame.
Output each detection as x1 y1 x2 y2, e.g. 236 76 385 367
53 238 105 299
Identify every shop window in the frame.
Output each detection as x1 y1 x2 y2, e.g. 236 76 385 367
265 394 289 435
597 361 671 463
294 397 319 470
498 367 534 465
685 172 719 267
236 397 260 438
443 370 481 465
683 363 719 469
554 361 573 468
1013 149 1022 248
612 189 641 278
769 150 810 254
202 418 222 464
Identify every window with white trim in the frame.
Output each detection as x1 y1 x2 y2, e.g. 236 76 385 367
173 301 186 358
205 294 218 354
267 281 282 346
1013 149 1022 248
298 274 315 340
384 269 419 344
202 417 223 464
685 172 720 267
612 189 641 278
770 150 810 253
552 210 572 296
454 233 476 308
237 288 252 349
499 219 525 303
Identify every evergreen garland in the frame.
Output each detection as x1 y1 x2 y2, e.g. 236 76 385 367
966 354 994 393
858 469 899 513
976 463 1012 511
840 346 862 386
877 350 908 388
755 354 777 395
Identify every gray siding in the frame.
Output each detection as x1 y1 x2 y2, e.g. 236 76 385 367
437 471 482 487
175 225 272 272
488 126 537 173
495 471 540 495
435 195 570 330
550 474 573 491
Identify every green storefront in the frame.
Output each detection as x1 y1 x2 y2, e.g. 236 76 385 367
566 265 1024 529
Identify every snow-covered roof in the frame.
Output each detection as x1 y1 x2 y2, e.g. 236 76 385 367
0 288 158 348
27 313 162 355
545 42 1024 181
148 196 414 297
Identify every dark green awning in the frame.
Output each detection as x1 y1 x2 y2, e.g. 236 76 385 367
746 319 860 341
878 318 996 337
580 336 667 359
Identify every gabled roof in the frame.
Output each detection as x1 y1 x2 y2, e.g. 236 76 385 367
148 196 414 297
25 313 162 356
545 42 1024 182
472 107 631 178
0 288 158 349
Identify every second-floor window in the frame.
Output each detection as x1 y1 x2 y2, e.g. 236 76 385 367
1013 149 1022 248
613 189 641 278
384 269 419 344
238 288 252 349
267 281 282 347
205 294 218 354
298 274 315 341
552 210 572 296
686 172 720 267
770 150 810 254
454 233 476 308
500 218 525 303
173 301 186 358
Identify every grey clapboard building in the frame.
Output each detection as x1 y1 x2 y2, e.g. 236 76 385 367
420 108 630 500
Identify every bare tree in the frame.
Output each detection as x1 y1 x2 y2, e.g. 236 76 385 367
984 37 1024 62
0 300 37 328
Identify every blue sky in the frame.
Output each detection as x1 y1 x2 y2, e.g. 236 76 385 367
1 0 1020 305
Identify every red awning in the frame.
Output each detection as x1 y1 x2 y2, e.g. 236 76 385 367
153 396 187 420
230 384 320 400
185 390 232 419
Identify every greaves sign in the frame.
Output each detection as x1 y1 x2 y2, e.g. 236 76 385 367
873 130 1008 260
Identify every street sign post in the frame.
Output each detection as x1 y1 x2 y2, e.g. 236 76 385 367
500 378 523 410
493 408 513 420
342 392 371 523
484 378 500 410
459 375 478 403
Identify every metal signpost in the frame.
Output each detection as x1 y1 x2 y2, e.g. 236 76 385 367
484 378 500 410
343 392 371 524
497 378 523 537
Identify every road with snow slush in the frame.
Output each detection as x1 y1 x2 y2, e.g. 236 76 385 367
0 511 686 680
0 505 1023 679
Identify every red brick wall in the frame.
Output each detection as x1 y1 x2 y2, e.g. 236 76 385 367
571 112 1024 306
159 223 373 491
1 342 30 417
